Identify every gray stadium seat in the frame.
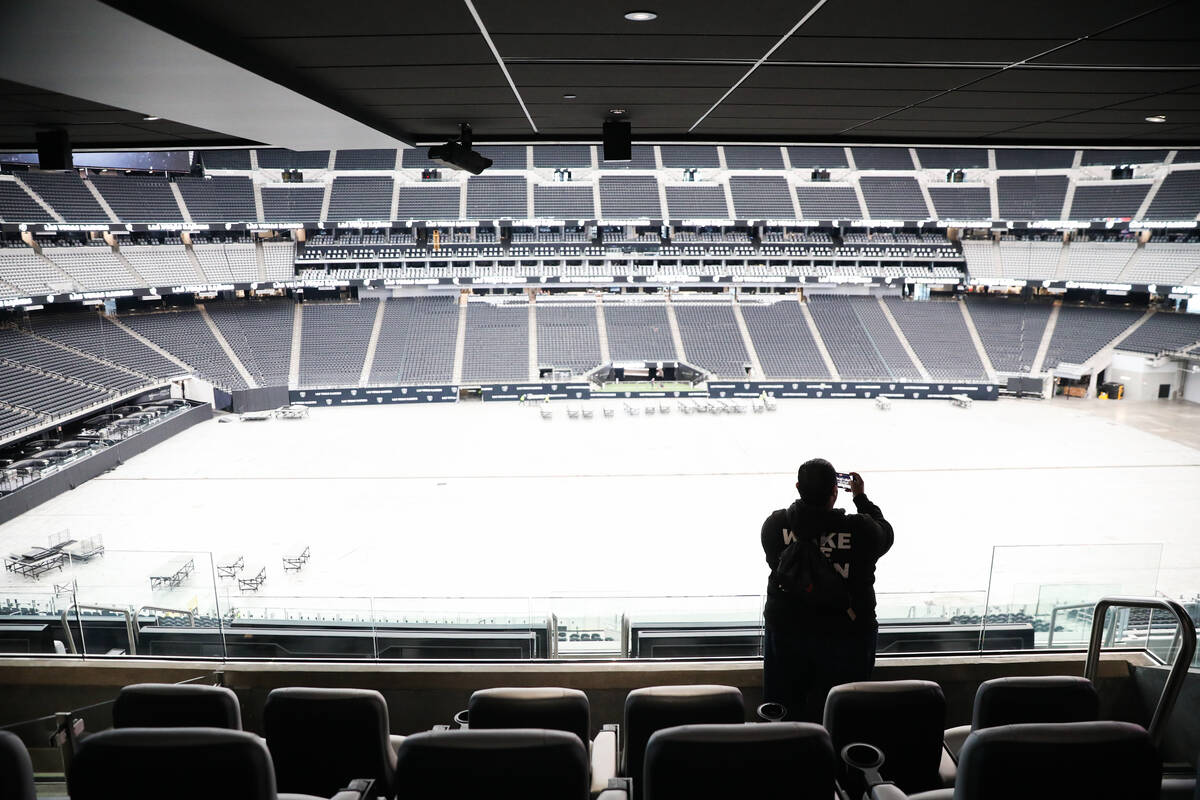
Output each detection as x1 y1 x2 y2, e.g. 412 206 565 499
823 680 950 796
909 721 1160 800
622 685 744 800
113 683 243 729
393 728 591 800
68 727 368 800
942 676 1098 760
467 687 617 795
264 688 400 799
0 731 36 800
642 722 834 800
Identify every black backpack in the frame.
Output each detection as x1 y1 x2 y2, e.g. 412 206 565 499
771 506 857 621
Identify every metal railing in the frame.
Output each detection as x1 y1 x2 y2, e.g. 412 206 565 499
1084 596 1197 747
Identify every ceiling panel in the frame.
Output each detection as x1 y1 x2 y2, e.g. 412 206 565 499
0 0 1182 148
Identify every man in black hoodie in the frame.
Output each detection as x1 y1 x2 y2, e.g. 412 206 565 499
761 458 894 722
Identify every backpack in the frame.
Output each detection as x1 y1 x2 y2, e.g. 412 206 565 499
771 506 857 621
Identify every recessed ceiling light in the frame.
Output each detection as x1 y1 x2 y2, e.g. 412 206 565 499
1144 114 1166 123
142 116 160 121
624 10 657 21
609 108 627 116
562 94 577 100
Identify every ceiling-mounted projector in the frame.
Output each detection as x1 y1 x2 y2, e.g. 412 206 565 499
427 123 492 175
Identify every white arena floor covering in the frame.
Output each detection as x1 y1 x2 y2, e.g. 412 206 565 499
1 397 1197 629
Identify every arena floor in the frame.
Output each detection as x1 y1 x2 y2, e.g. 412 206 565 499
1 396 1197 630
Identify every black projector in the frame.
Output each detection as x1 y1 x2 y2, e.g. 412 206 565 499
427 140 492 175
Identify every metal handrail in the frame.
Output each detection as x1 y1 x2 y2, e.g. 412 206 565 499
1084 596 1197 747
68 604 137 656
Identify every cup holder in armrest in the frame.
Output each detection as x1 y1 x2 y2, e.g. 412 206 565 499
841 742 885 772
453 709 469 729
756 702 787 722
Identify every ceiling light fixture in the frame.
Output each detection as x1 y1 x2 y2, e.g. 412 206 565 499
1144 114 1166 123
609 108 627 116
562 94 577 100
142 116 160 121
624 10 657 21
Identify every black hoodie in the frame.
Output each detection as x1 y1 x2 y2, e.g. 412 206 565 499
761 494 894 633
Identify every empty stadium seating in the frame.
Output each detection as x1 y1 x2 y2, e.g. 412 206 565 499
368 297 459 385
120 309 248 390
333 149 397 170
395 185 460 220
256 150 330 170
660 145 720 169
1144 171 1200 220
26 314 183 380
120 243 203 286
42 244 139 291
1061 241 1137 281
1121 242 1200 285
466 175 527 219
534 184 594 218
298 301 378 387
723 145 785 169
1068 183 1150 220
1117 311 1200 355
809 296 920 380
727 176 794 218
673 304 750 378
536 303 602 376
603 303 677 361
740 301 830 379
884 299 988 380
858 177 931 219
261 186 325 221
462 301 529 382
1042 305 1144 369
175 176 257 222
794 184 862 219
664 185 729 218
533 144 592 168
996 176 1068 220
206 300 294 387
965 298 1051 374
0 180 54 222
19 172 108 222
927 186 991 219
90 176 183 222
327 176 393 221
599 176 662 218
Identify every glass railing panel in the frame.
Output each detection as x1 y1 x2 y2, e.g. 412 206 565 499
66 549 222 658
874 591 991 654
983 544 1163 651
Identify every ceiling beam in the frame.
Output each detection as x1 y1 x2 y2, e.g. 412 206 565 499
0 0 411 151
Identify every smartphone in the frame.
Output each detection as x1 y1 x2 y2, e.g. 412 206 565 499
836 472 853 490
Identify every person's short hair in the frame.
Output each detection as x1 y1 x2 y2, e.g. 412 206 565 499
797 458 837 506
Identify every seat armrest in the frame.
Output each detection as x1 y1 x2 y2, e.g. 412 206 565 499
389 734 406 754
595 791 628 800
327 778 376 800
870 785 910 800
942 724 970 762
590 729 618 796
937 743 957 787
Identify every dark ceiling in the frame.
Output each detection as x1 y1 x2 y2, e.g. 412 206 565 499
6 0 1200 150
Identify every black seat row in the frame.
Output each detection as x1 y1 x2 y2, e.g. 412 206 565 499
0 676 1191 800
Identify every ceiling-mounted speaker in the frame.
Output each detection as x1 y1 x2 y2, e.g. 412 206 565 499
36 129 72 170
602 120 631 162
